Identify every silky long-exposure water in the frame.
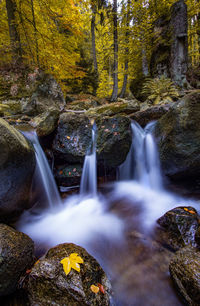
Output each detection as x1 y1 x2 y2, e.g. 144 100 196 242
18 122 199 305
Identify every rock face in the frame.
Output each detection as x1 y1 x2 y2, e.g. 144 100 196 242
157 206 200 250
155 92 200 181
30 109 60 137
53 113 131 167
0 224 34 296
0 119 36 223
27 243 112 305
170 0 188 87
86 99 140 117
130 104 172 127
22 74 65 116
169 245 200 305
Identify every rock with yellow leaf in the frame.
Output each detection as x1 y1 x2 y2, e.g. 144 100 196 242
27 243 112 305
156 206 200 250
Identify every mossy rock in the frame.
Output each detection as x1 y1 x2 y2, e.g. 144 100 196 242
27 243 112 305
86 100 140 117
0 118 36 223
169 245 200 305
0 224 34 296
157 206 199 250
53 113 132 167
155 92 200 180
30 109 60 137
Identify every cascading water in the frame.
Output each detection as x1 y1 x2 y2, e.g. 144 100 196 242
18 125 123 256
80 123 97 197
24 131 62 209
119 121 162 190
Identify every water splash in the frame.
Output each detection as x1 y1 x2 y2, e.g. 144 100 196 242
119 121 162 190
18 125 123 255
25 131 62 209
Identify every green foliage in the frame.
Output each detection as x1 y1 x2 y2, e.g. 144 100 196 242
142 76 180 104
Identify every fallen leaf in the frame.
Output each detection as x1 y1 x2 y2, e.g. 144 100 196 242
34 260 40 265
90 285 99 293
66 136 71 140
73 168 76 172
112 124 116 128
60 253 84 276
98 283 105 294
114 132 118 136
59 170 63 175
104 129 109 132
183 207 196 214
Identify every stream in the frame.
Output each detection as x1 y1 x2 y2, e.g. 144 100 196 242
17 121 199 306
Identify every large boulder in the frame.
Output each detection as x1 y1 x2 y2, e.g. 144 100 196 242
27 243 112 305
157 206 200 250
53 113 131 167
130 104 172 127
86 99 140 117
22 74 65 116
0 224 34 296
155 92 200 181
0 119 35 223
30 108 60 137
169 245 200 305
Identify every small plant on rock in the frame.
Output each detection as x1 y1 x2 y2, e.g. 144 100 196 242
142 76 180 104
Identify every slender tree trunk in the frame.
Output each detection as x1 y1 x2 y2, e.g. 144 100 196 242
120 0 130 98
111 0 118 102
30 0 40 66
5 0 22 64
91 5 98 75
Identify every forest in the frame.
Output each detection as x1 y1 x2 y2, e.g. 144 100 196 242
0 0 200 98
1 0 200 306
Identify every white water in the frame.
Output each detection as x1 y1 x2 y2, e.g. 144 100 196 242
119 121 162 190
18 126 123 254
115 121 199 230
80 126 97 197
24 131 62 209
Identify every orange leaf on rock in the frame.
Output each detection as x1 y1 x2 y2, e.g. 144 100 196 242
98 283 105 294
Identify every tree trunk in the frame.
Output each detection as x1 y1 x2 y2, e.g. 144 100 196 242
5 0 22 64
91 4 98 94
111 0 118 102
119 0 130 98
30 0 40 66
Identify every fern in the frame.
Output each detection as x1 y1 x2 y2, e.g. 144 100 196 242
142 76 179 104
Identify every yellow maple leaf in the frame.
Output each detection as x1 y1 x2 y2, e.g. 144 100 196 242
60 253 84 275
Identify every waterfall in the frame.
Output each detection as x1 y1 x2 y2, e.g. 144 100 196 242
24 131 62 209
80 123 97 197
119 121 163 190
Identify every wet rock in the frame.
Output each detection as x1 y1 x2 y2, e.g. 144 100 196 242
22 74 65 116
53 113 92 164
53 113 131 167
157 206 200 250
55 164 82 187
0 119 35 223
96 116 132 167
86 99 140 117
30 109 60 137
169 245 200 305
0 224 34 296
27 243 112 305
155 92 200 181
130 103 172 127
